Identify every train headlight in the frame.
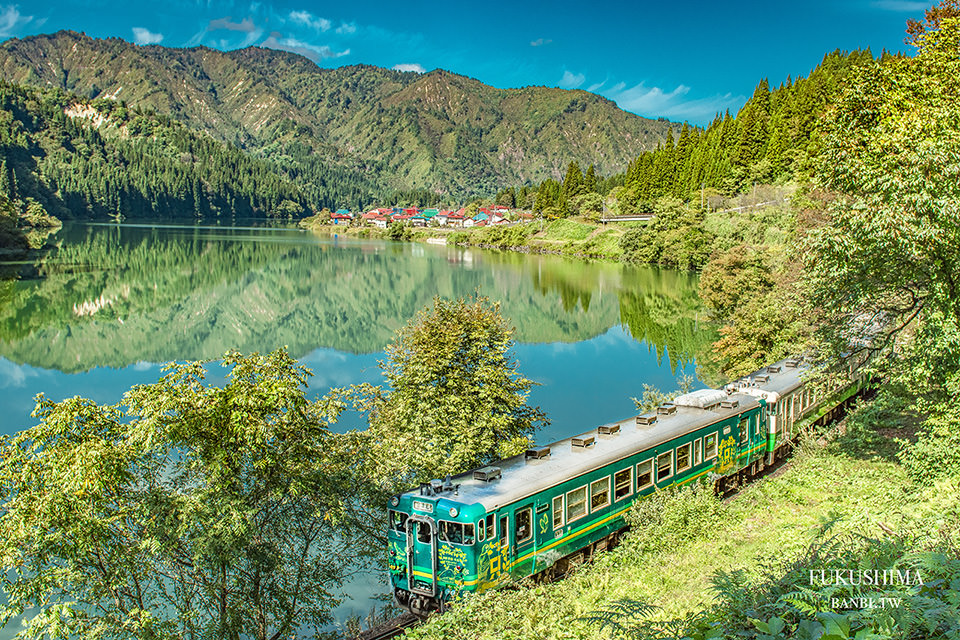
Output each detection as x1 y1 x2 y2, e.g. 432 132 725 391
391 496 399 507
449 507 459 517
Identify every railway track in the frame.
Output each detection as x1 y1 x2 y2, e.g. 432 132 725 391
353 612 420 640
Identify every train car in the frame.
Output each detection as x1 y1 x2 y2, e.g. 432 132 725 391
387 389 770 616
735 355 872 473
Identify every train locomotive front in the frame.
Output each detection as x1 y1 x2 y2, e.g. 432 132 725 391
388 479 484 616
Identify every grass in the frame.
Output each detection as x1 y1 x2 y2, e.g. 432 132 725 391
404 436 958 639
538 219 595 242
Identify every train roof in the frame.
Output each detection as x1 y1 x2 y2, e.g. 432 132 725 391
731 356 809 402
424 392 761 511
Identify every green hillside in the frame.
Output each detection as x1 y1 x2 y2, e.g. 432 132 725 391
0 79 378 223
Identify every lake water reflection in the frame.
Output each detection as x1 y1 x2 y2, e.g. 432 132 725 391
0 221 716 629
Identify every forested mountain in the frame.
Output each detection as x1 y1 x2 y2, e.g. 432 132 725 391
0 31 677 198
0 80 374 220
615 49 877 208
525 49 878 217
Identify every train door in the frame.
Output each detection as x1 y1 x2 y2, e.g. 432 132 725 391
498 514 509 553
514 504 535 562
405 515 437 597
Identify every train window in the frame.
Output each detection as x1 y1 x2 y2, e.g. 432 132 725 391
738 418 749 446
656 451 673 483
590 478 610 511
676 443 691 473
636 459 653 490
463 523 474 544
552 495 564 529
705 434 718 460
389 510 408 533
417 521 431 544
694 438 703 466
566 486 588 522
515 508 532 544
614 468 632 500
477 519 485 542
499 516 508 547
485 514 495 540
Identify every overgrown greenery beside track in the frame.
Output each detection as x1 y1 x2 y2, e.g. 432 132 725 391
405 427 960 640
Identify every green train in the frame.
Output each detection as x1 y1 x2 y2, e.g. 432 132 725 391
387 356 867 616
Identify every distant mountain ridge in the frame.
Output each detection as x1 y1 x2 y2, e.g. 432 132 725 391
0 31 678 198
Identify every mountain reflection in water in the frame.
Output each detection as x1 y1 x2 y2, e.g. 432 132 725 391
0 222 716 441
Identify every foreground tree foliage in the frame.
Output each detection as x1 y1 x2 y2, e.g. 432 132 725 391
358 295 547 492
812 13 960 370
810 3 960 481
0 296 548 637
0 350 357 640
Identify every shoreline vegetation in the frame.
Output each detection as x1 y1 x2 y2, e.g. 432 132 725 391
297 185 793 265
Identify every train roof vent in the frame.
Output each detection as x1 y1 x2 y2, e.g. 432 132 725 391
572 436 596 449
674 389 727 409
657 403 677 416
785 358 801 368
767 365 782 373
754 373 771 384
525 446 551 461
636 413 658 426
720 399 739 409
474 466 502 482
598 424 621 436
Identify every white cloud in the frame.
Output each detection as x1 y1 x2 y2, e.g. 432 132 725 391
208 16 256 32
336 22 357 35
0 4 33 37
132 27 164 45
288 10 331 32
559 70 585 89
0 358 36 388
530 37 551 47
393 63 426 73
261 32 349 62
871 0 928 10
586 80 606 92
604 80 745 123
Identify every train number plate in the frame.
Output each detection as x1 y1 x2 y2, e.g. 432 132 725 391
412 500 434 513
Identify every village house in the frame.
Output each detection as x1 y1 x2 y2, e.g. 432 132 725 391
331 209 352 225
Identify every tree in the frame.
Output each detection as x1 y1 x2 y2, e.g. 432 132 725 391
810 9 960 390
699 245 775 321
583 164 599 194
359 295 547 490
0 350 358 640
562 161 584 201
906 0 960 45
805 6 960 484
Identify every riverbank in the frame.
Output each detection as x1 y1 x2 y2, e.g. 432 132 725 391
298 215 645 262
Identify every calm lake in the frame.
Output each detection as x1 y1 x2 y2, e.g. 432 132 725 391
0 221 715 630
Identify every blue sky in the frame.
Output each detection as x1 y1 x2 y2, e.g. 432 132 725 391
0 0 929 125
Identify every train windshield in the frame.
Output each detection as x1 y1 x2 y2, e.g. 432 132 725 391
438 521 475 545
389 510 408 532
